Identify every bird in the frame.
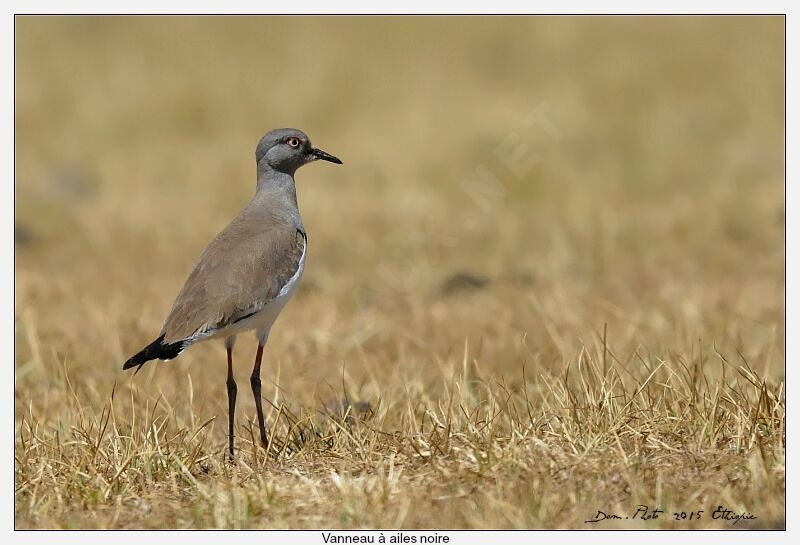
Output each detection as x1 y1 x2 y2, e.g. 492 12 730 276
122 128 342 458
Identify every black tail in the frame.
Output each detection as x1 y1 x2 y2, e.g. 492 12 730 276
123 334 185 373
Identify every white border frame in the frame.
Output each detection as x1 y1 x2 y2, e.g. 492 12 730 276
3 3 792 544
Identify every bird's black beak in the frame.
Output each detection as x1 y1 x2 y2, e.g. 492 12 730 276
309 147 343 164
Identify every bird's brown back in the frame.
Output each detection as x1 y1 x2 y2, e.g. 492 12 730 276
160 204 306 344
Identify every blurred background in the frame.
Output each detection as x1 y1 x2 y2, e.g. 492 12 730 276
16 15 784 419
14 15 785 530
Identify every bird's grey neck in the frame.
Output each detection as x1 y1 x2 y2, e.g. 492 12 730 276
256 168 298 205
253 168 303 229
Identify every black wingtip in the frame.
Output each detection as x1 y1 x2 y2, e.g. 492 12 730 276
123 335 185 373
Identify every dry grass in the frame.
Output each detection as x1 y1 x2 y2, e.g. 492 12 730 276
14 16 784 529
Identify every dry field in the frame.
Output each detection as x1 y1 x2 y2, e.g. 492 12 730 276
14 16 784 529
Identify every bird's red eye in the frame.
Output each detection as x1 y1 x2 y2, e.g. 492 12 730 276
286 137 300 148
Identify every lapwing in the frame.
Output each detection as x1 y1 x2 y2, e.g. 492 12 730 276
123 128 342 458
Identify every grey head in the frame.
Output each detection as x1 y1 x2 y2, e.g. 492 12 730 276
255 128 342 176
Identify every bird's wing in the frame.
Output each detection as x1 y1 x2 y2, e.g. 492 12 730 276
159 215 306 345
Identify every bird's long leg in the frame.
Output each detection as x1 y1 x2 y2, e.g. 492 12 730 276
226 345 237 459
250 345 268 449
